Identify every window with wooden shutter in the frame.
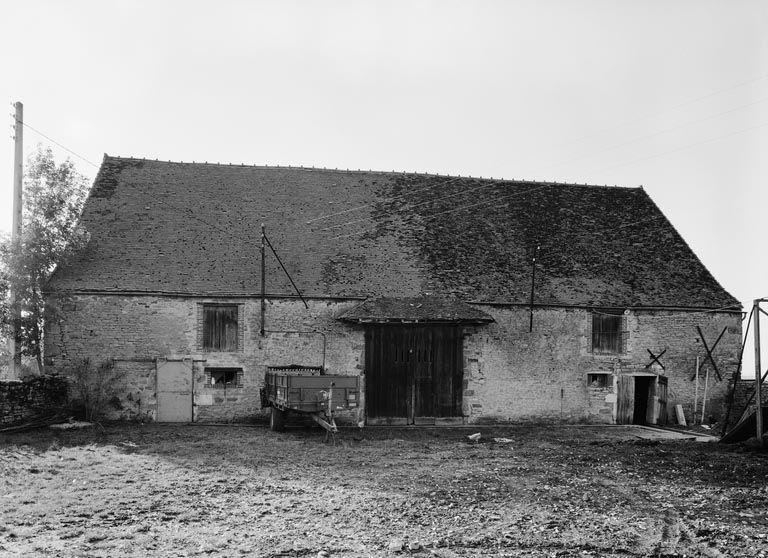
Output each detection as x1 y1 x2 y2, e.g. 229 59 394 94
203 304 239 351
591 311 625 354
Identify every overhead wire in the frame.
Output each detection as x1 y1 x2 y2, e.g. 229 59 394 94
591 120 768 174
20 122 100 169
305 176 463 224
312 79 768 241
318 176 502 232
548 72 768 151
545 95 768 173
331 184 549 240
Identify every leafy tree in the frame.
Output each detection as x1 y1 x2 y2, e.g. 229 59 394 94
1 146 90 373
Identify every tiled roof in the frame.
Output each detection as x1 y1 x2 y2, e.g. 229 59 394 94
48 156 739 309
339 296 494 324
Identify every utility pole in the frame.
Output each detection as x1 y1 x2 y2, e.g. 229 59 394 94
755 298 763 446
10 101 23 377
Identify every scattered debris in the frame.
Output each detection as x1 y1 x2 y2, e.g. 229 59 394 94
1 424 766 556
0 413 66 433
50 420 94 430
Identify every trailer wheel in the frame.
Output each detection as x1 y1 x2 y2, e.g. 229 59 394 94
270 407 286 432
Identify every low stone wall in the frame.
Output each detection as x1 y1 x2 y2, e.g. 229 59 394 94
0 375 68 427
729 378 768 422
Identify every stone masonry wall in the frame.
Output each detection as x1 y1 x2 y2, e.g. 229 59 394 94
0 375 68 427
45 295 364 423
45 294 741 425
462 306 741 424
730 379 768 425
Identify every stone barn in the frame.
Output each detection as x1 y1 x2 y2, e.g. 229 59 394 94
44 156 742 425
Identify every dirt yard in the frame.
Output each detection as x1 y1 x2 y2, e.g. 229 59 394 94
1 424 767 558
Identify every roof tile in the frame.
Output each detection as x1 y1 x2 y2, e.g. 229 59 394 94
48 156 739 309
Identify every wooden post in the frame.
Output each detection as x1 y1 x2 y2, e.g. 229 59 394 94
260 224 266 336
701 366 709 425
694 356 700 422
10 101 23 377
755 299 763 446
529 245 539 333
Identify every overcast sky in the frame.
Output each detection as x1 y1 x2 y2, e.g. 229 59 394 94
1 0 766 377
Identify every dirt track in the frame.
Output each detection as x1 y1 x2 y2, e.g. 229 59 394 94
1 424 767 557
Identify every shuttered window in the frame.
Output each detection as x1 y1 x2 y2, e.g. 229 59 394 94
203 305 239 351
592 312 625 354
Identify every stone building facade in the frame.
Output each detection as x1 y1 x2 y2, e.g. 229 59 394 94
44 157 742 425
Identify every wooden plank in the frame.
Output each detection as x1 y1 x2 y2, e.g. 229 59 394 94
616 375 634 424
675 404 687 426
657 377 668 426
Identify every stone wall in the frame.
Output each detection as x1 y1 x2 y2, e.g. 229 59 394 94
45 294 741 425
0 375 68 427
729 378 768 425
462 305 741 424
45 294 364 423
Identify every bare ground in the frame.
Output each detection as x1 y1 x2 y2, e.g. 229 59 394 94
1 424 767 558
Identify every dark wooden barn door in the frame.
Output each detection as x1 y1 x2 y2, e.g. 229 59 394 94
365 325 462 425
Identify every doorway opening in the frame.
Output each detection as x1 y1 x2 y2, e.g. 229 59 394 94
633 376 652 425
616 374 667 426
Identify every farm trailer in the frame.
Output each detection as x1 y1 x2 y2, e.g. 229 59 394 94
262 368 362 435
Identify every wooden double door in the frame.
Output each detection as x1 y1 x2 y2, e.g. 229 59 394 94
365 325 463 424
616 374 668 425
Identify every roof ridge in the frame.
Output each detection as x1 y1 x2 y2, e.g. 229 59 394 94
101 154 639 190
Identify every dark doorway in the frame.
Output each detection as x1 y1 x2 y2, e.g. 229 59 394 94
633 376 652 425
365 325 463 424
617 375 660 425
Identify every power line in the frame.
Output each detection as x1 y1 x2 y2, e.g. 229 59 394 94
546 95 768 173
332 184 549 240
311 79 768 236
591 121 768 174
318 176 501 232
549 72 768 151
306 176 463 224
21 122 99 169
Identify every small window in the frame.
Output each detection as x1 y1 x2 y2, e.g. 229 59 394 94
206 367 243 388
203 304 238 351
592 312 624 354
587 373 612 388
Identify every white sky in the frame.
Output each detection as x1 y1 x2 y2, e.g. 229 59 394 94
1 0 766 378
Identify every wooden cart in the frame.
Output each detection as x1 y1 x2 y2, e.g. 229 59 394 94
262 367 361 437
